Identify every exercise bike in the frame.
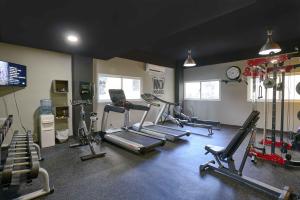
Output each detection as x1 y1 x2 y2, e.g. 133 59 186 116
69 100 106 161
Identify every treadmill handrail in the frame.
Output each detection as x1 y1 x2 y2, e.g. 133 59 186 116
109 89 149 111
104 104 125 113
141 94 160 107
127 103 149 111
142 93 177 106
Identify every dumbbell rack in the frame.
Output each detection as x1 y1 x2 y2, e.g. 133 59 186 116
1 117 54 199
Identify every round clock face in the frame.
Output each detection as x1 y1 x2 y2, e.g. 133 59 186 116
226 66 241 80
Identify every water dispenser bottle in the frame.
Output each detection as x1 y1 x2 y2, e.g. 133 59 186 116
40 99 53 114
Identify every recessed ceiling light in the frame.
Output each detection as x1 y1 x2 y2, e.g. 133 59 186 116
66 34 79 43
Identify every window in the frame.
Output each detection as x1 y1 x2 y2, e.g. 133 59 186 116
97 74 141 102
98 76 121 101
201 80 220 100
248 74 300 101
184 82 200 99
122 78 141 100
184 80 220 100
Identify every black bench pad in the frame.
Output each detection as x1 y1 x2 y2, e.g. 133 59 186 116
205 145 225 155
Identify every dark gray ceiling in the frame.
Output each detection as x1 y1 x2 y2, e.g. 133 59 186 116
1 0 299 67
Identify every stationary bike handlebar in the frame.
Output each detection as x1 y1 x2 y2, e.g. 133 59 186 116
71 99 92 106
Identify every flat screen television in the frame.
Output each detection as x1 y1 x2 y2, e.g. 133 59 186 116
0 60 27 87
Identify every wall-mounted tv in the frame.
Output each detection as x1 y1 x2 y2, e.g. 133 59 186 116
0 60 27 87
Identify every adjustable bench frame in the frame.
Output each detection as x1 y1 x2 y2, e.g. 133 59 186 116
200 111 296 200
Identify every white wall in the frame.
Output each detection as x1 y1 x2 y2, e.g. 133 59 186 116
184 57 300 132
0 43 72 140
93 57 175 130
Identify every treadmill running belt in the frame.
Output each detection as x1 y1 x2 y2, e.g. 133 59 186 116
145 125 187 136
112 131 162 147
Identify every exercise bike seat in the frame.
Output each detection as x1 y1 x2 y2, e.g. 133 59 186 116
205 145 225 155
90 112 97 116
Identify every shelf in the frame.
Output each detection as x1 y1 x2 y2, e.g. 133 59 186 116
53 80 69 93
51 80 69 133
55 116 69 120
54 106 69 119
41 121 55 124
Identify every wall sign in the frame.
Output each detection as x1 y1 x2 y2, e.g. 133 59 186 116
152 77 165 96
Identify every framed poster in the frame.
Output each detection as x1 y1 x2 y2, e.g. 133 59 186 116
152 77 165 96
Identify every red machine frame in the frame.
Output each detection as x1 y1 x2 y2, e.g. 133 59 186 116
244 52 300 166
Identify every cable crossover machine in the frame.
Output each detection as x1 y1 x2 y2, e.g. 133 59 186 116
243 51 300 167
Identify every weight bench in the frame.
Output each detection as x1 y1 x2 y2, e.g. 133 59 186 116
200 111 296 200
191 118 221 130
186 123 214 136
173 106 216 136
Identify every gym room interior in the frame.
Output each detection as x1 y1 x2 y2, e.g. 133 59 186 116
0 1 300 200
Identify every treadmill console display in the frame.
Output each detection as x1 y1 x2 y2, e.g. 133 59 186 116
0 60 27 87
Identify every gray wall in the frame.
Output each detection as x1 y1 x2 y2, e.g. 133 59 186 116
93 57 175 130
0 42 73 139
72 55 93 135
184 58 300 131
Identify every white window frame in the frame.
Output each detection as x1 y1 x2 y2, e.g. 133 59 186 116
97 73 142 103
184 79 221 101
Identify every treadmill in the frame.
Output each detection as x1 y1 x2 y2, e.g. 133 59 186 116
100 89 165 153
133 94 190 142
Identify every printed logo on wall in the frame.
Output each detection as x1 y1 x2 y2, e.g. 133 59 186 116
152 77 165 96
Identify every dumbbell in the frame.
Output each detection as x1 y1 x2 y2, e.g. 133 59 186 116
10 134 43 161
13 134 32 139
11 134 32 145
11 138 30 143
8 146 36 156
10 138 31 146
1 129 41 186
9 144 40 177
2 149 40 186
8 142 33 157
